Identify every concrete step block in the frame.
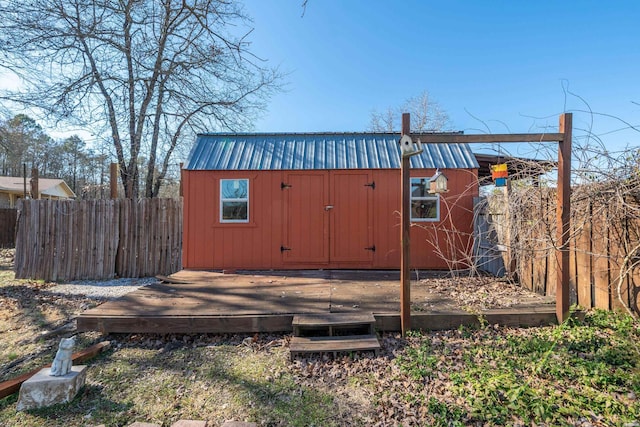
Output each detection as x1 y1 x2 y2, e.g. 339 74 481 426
16 366 87 411
172 421 208 427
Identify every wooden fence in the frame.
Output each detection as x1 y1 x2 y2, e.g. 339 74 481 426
480 188 640 315
473 195 510 277
15 198 182 281
0 208 17 247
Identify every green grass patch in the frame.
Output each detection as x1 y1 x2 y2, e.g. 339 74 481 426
396 337 439 380
3 309 640 425
394 310 640 425
0 341 344 427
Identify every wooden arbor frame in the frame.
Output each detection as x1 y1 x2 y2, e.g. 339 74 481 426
400 113 572 336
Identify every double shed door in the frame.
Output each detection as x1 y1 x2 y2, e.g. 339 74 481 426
282 171 374 265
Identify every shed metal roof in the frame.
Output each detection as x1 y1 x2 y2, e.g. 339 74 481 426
185 133 479 171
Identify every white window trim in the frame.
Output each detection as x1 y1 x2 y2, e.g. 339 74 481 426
411 177 440 222
220 179 249 223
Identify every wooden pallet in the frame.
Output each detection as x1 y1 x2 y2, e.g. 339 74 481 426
290 312 380 357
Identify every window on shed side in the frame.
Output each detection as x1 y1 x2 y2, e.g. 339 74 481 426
410 177 439 221
220 179 249 223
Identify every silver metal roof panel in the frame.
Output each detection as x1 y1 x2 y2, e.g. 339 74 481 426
185 133 479 170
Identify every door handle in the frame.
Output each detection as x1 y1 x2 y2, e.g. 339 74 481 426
324 205 334 211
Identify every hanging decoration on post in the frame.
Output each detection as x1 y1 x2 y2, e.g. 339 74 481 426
491 163 508 187
429 169 448 194
399 135 423 157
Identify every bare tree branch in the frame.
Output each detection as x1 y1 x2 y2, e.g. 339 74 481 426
369 90 451 132
0 0 282 197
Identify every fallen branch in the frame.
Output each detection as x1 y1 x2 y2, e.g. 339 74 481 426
0 341 111 399
36 321 77 342
155 275 192 284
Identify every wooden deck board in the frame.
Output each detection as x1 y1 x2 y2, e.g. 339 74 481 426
82 281 330 316
77 270 558 334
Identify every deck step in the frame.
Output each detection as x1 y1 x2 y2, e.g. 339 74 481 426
292 312 376 337
293 312 375 327
290 334 380 356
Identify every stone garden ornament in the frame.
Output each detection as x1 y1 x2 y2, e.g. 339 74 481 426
16 335 87 410
50 336 75 376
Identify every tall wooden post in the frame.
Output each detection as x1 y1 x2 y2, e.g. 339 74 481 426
400 113 411 336
557 113 572 322
110 163 119 199
179 162 184 197
30 168 39 199
23 163 27 199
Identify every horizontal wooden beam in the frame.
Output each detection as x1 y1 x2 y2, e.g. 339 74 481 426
411 133 565 144
375 307 558 331
78 309 559 334
77 315 296 334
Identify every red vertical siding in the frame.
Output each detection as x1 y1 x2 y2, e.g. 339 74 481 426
282 173 329 264
371 169 401 268
182 168 478 270
184 171 216 268
367 168 478 270
409 169 478 270
330 171 373 263
182 169 190 266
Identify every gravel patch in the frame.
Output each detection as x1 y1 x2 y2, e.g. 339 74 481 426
48 277 158 300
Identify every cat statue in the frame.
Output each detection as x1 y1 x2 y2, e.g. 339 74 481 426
50 337 75 376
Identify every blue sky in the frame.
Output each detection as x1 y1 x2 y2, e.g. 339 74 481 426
242 1 640 156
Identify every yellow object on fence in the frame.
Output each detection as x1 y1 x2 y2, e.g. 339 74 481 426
491 163 508 179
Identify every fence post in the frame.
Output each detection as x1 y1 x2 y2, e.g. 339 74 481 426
400 113 411 336
30 168 39 199
557 113 572 323
110 163 118 199
23 163 27 199
179 162 184 197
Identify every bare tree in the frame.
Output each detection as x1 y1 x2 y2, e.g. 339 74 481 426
368 107 397 133
0 0 281 198
369 90 451 132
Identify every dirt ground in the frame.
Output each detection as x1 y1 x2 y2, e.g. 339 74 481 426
0 249 104 380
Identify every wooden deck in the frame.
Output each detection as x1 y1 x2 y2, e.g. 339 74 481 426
77 269 557 334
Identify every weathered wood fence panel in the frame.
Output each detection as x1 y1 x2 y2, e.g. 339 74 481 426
480 187 640 315
473 197 507 277
15 198 182 281
115 198 182 278
0 208 17 247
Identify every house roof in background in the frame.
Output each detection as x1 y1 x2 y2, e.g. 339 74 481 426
0 177 76 198
186 133 480 171
474 154 557 182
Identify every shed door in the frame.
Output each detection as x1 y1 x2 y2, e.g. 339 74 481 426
330 171 374 262
282 173 329 263
282 171 373 265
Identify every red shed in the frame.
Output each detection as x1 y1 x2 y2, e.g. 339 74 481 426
182 133 479 270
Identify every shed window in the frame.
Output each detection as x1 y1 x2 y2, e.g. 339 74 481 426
220 179 249 223
410 177 439 221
